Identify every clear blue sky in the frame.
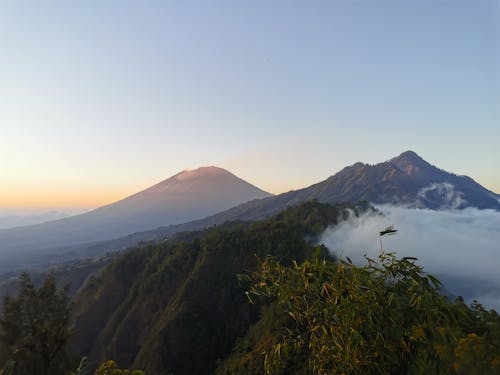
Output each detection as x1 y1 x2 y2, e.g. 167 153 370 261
1 0 498 210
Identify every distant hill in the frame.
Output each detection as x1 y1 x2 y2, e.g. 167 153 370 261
260 150 496 209
1 151 497 273
0 210 69 229
210 150 500 214
137 150 500 229
0 167 271 272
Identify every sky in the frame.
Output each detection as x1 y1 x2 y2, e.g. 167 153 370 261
1 0 498 211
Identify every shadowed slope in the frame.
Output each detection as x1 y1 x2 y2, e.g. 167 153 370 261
0 167 271 272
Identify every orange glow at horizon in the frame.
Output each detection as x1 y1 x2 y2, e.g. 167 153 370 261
1 175 498 210
0 186 139 209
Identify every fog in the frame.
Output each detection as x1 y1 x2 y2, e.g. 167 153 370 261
320 206 500 311
0 211 69 229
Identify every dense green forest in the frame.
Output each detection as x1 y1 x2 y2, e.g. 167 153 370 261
1 201 499 374
70 201 367 374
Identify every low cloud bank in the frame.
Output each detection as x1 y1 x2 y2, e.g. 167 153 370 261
0 211 69 229
320 206 500 311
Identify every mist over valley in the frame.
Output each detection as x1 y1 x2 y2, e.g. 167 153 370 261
320 205 500 310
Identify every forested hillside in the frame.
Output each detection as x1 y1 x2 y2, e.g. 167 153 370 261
68 201 500 374
71 201 369 373
2 201 498 374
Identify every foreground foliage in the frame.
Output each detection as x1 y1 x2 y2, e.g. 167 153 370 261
1 201 498 374
0 276 146 375
217 254 500 374
0 273 72 375
93 360 145 375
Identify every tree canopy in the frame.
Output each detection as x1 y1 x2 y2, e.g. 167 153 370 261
218 253 500 374
0 273 72 375
1 201 498 374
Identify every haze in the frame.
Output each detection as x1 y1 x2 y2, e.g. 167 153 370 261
320 206 500 310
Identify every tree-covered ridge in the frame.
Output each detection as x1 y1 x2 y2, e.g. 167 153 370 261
71 201 369 373
1 200 498 374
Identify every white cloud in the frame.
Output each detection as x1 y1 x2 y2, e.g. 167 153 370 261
320 206 500 310
416 182 466 209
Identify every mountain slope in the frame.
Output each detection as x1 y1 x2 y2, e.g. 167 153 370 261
33 151 497 271
198 150 500 217
1 151 496 274
156 151 499 225
0 167 271 272
71 201 369 374
70 201 499 374
300 151 498 209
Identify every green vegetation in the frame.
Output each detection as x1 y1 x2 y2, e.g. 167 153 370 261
71 201 366 373
218 254 500 374
93 360 145 375
1 200 499 374
0 275 145 375
0 273 72 375
66 357 145 375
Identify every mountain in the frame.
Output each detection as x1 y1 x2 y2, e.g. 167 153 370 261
152 151 499 225
20 150 496 273
286 150 500 210
200 150 500 217
1 151 497 274
0 167 271 272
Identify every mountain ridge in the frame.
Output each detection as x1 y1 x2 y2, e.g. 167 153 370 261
0 167 271 272
1 151 497 274
31 150 497 273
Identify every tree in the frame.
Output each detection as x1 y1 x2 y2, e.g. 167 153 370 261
452 301 500 374
247 253 461 374
0 273 72 375
94 360 145 375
